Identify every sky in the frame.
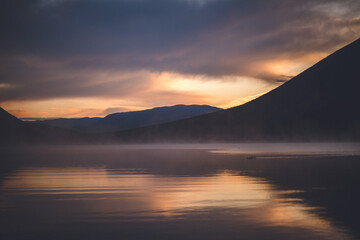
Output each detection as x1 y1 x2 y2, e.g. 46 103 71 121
0 0 359 119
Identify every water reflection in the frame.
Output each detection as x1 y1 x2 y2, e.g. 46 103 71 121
0 167 353 239
0 145 359 240
4 169 273 215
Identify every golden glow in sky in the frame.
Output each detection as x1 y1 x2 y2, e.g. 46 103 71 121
0 58 311 119
1 0 359 119
2 72 279 119
0 48 349 119
0 57 321 119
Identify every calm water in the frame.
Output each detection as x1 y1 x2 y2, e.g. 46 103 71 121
1 143 360 240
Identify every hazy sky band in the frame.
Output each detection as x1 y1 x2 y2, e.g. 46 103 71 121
1 0 359 118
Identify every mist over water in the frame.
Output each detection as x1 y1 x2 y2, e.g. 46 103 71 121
0 143 360 240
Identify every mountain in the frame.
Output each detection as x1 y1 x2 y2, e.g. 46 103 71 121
3 39 360 144
0 107 92 145
33 105 222 133
115 38 360 142
0 107 28 144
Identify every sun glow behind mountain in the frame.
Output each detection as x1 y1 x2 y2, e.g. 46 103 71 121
0 0 359 118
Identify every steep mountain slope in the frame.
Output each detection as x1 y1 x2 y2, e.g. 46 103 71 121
34 105 222 132
115 38 360 142
0 107 28 144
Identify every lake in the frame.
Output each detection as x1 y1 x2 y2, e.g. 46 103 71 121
1 143 360 240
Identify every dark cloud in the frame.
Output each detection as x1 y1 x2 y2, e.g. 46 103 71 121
0 0 360 102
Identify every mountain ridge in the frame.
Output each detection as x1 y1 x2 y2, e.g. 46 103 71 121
0 107 94 145
113 38 360 142
1 38 360 144
32 104 222 133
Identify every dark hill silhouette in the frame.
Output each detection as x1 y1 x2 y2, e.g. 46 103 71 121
115 38 360 142
2 39 360 144
34 105 221 133
0 107 92 145
0 107 28 144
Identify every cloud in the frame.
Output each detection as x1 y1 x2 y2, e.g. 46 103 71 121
0 56 156 101
102 107 132 116
0 0 359 113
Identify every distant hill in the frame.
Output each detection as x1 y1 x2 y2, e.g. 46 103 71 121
115 38 360 142
0 107 92 145
3 39 360 144
33 105 222 133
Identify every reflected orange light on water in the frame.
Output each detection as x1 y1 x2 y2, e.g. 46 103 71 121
2 168 353 239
